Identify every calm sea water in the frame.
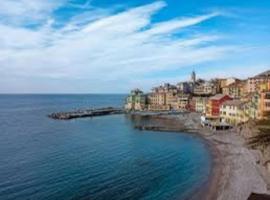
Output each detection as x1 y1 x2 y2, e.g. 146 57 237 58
0 95 211 200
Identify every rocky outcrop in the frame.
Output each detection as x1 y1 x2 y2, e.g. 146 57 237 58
237 120 270 189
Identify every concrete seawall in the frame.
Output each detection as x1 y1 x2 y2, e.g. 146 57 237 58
48 107 124 120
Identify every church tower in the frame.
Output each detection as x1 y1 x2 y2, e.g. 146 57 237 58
191 70 196 83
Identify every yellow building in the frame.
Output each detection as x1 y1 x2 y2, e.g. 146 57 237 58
147 92 170 111
220 100 247 125
259 80 270 92
193 96 208 113
147 84 177 111
222 81 246 98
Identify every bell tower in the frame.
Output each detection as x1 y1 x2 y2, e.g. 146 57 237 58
191 70 196 83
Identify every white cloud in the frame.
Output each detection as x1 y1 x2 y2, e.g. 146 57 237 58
0 1 250 93
198 64 270 80
0 0 66 25
144 12 220 36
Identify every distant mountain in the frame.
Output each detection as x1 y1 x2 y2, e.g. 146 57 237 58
255 70 270 78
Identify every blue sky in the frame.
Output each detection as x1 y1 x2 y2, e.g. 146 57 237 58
0 0 270 93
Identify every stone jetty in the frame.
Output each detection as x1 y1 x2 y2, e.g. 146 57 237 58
48 107 125 120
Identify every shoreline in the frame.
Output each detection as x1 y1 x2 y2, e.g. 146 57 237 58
128 112 270 200
190 136 223 200
184 135 222 200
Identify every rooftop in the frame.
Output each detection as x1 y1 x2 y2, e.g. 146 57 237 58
223 80 246 88
209 94 229 100
222 100 244 107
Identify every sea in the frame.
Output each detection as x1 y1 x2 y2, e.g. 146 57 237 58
0 94 211 200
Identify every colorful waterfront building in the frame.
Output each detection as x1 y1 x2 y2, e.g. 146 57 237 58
259 80 270 92
206 94 232 117
222 81 246 98
220 100 247 125
195 96 209 113
242 84 270 120
247 92 261 119
177 94 191 110
147 83 177 111
125 89 147 111
147 92 169 111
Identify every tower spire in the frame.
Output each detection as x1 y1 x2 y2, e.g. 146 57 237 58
191 70 196 83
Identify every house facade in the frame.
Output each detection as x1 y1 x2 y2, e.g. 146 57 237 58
220 100 247 125
125 89 146 111
222 81 246 98
193 96 208 113
206 94 232 117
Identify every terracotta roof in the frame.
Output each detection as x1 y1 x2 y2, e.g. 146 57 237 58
223 80 246 88
209 94 228 100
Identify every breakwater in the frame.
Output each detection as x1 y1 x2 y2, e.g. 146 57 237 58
48 107 124 120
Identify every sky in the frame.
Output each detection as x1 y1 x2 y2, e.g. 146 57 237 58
0 0 270 93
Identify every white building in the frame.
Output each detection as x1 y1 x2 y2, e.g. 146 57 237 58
220 100 247 125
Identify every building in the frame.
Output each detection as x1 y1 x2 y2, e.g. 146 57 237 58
259 81 270 118
177 82 194 94
259 80 270 92
194 81 217 95
260 91 270 118
194 96 209 113
247 77 267 93
214 77 239 93
125 89 146 111
166 91 178 109
247 92 260 119
191 70 196 84
225 77 239 86
189 97 196 112
220 100 247 125
216 78 227 89
201 115 232 130
206 94 232 117
177 71 197 94
210 79 223 93
147 91 168 111
147 83 177 111
247 70 270 93
222 81 246 98
176 94 191 110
